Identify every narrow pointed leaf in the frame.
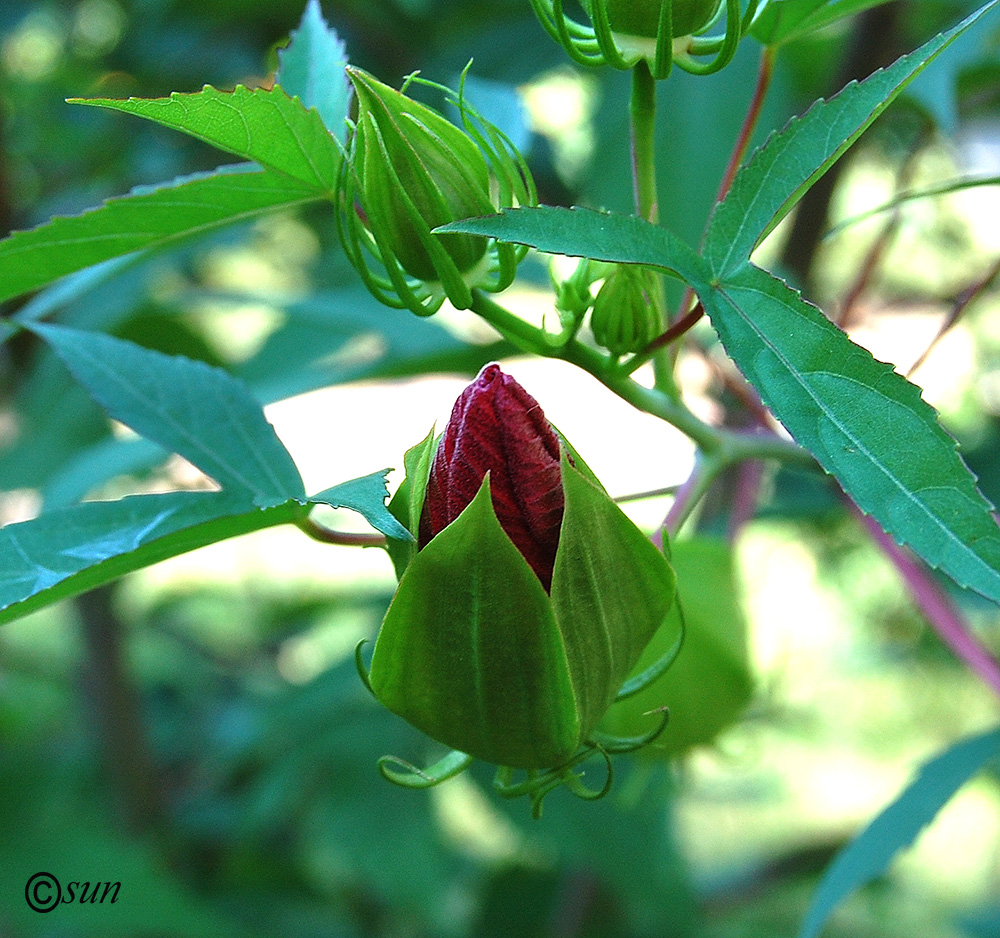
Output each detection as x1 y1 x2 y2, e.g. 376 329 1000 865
276 0 351 142
750 0 895 46
72 85 342 192
437 206 710 286
708 0 999 276
799 727 1000 938
0 491 305 625
30 324 304 505
702 265 1000 603
0 165 321 305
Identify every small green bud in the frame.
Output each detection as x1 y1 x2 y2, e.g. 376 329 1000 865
581 0 723 38
590 264 660 356
338 68 535 316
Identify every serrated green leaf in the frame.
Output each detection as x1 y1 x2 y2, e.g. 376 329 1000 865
799 726 1000 938
277 0 351 142
72 85 341 193
0 165 321 306
703 265 1000 603
709 0 999 276
309 470 412 542
0 491 305 626
0 467 405 626
438 206 710 284
30 324 304 505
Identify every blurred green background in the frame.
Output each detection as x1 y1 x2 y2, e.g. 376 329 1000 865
1 1 1000 936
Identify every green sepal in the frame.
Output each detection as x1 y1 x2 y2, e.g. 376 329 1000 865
369 475 581 769
550 453 677 742
598 537 752 756
384 427 437 579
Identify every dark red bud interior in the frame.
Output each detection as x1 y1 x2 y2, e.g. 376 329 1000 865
419 363 565 591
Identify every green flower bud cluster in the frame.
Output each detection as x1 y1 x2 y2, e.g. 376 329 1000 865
590 264 660 357
337 68 535 316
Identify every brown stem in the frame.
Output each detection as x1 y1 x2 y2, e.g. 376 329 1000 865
76 585 164 834
907 254 1000 378
298 515 388 547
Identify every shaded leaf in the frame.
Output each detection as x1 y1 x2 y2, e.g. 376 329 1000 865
799 726 1000 938
30 324 304 505
0 165 321 306
702 265 1000 603
438 206 710 284
0 470 402 626
708 0 999 276
72 85 341 192
750 0 895 46
276 0 351 141
0 491 303 626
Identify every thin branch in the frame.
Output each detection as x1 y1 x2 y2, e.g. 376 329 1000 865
908 254 1000 378
298 516 388 548
855 504 1000 699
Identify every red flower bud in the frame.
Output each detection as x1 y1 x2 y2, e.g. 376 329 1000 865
418 363 564 591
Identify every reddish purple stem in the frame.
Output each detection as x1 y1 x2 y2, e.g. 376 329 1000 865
855 505 1000 698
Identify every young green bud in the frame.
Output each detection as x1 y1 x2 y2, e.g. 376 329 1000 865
338 69 535 316
582 0 723 38
590 264 659 356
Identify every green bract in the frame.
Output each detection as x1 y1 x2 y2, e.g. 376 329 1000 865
363 430 681 813
531 0 756 77
337 68 535 316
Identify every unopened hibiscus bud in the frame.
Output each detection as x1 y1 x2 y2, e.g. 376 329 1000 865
364 364 679 772
337 68 535 316
419 363 564 590
590 264 660 357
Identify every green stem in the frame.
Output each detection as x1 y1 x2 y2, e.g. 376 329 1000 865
471 291 813 469
629 60 677 399
630 61 659 225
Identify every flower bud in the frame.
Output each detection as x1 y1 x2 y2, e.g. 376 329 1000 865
366 364 679 772
590 264 660 356
581 0 723 38
419 364 564 591
338 69 535 316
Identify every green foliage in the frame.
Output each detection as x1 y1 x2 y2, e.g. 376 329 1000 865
2 0 1000 934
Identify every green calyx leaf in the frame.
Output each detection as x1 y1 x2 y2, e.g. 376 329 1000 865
370 474 580 769
369 446 678 771
384 427 438 579
551 452 677 741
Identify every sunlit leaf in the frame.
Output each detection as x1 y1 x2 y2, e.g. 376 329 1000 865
72 85 342 192
0 166 321 306
702 265 1000 604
